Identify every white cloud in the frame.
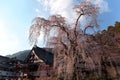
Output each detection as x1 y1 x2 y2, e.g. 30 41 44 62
37 0 109 20
35 8 40 13
0 20 20 56
35 8 41 16
35 8 47 18
86 0 110 13
37 0 76 23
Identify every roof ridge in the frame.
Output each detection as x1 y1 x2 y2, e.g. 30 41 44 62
0 55 10 59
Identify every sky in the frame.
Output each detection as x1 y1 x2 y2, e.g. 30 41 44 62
0 0 120 56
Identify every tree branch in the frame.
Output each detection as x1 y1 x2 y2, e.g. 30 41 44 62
74 9 84 38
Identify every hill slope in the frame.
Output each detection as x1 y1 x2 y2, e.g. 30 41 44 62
6 50 31 61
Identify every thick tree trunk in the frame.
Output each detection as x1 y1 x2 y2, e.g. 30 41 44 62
55 50 86 80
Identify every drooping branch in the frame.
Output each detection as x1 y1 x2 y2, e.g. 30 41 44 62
50 22 72 45
29 0 103 79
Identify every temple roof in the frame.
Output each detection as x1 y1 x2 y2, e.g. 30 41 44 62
6 45 54 66
25 45 54 66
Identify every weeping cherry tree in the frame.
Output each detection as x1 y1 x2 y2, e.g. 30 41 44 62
29 0 100 80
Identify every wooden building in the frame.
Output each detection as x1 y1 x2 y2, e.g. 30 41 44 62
0 45 54 80
24 45 54 80
0 56 25 79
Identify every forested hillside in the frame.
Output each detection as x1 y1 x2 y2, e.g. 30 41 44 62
95 22 120 48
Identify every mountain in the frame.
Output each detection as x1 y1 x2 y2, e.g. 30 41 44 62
6 50 31 61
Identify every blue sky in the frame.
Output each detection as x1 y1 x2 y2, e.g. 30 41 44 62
0 0 120 56
99 0 120 30
0 0 37 55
